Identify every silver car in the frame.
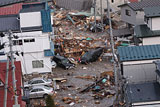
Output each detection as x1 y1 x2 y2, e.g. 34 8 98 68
29 86 54 99
24 78 52 89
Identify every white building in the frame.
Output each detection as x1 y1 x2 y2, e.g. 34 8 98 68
134 6 160 45
0 3 54 74
117 45 160 84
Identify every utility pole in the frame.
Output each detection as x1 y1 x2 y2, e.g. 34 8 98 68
3 54 10 107
106 0 117 85
8 30 19 107
94 0 97 32
100 0 103 31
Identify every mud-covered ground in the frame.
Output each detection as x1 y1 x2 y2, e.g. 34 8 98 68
52 58 115 107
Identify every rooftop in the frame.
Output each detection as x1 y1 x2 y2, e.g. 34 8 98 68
134 24 160 38
126 82 160 104
117 44 160 62
0 0 24 7
20 2 45 13
0 15 20 32
144 6 160 18
119 0 160 11
0 3 22 16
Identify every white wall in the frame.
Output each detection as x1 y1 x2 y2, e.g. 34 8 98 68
0 31 52 74
2 31 50 53
142 37 160 45
151 17 160 31
123 63 157 83
122 60 158 83
20 12 42 28
16 52 52 74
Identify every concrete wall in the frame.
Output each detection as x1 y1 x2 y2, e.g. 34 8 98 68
136 11 145 25
122 60 158 83
142 37 160 45
96 0 125 14
120 5 137 25
20 12 42 28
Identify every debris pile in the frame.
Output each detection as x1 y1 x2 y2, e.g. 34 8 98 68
78 71 115 104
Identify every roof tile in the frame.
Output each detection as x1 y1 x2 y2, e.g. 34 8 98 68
118 45 160 62
0 3 22 15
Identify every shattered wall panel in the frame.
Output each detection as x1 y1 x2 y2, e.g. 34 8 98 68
55 0 92 11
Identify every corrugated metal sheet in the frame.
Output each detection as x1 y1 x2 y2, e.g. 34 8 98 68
41 9 52 32
55 0 92 11
0 15 20 32
117 45 160 62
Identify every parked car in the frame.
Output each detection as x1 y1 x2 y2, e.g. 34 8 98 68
24 78 52 89
29 86 54 99
80 47 104 64
52 55 75 69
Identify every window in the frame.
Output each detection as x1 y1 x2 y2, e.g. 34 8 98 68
37 80 44 84
125 9 131 16
31 89 38 92
13 40 23 45
31 80 39 84
32 60 44 68
38 88 44 91
24 38 35 43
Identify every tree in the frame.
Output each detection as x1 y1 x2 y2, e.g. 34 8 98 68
45 95 56 107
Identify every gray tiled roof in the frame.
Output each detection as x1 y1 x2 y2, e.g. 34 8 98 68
0 15 20 32
144 6 160 17
134 24 160 38
119 0 160 11
112 28 134 37
0 0 24 7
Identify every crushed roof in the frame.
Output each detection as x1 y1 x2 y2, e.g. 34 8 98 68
117 44 160 62
119 0 160 11
144 6 160 17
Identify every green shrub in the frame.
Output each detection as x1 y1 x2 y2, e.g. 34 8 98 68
45 95 56 107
